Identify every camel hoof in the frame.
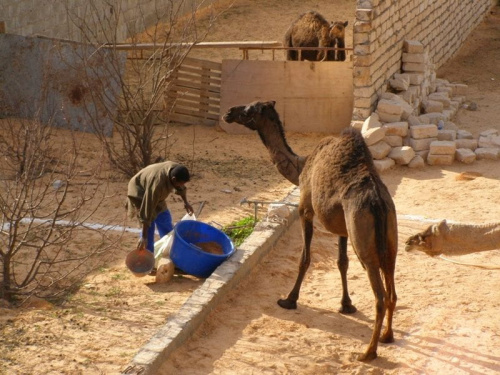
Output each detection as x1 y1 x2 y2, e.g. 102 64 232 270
380 332 394 343
277 298 297 310
339 304 357 314
357 351 377 362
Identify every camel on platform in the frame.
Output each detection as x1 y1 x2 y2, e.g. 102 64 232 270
284 10 348 61
223 100 398 361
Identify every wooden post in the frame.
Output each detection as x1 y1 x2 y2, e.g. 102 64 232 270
0 21 6 34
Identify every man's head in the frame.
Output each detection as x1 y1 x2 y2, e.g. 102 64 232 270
170 165 190 189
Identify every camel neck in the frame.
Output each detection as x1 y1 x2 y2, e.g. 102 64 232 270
256 120 305 186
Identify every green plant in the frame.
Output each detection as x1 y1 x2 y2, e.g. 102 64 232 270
223 216 257 247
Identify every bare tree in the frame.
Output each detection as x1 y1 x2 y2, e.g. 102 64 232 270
0 116 119 303
64 0 227 178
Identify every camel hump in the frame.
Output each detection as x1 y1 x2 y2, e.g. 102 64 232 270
295 10 329 27
291 11 330 36
340 127 366 147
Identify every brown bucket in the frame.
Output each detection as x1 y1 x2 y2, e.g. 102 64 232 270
125 248 155 277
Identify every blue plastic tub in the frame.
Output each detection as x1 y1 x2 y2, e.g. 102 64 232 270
170 220 235 278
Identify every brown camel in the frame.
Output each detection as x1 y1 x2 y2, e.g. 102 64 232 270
405 219 500 256
223 101 398 361
284 10 348 61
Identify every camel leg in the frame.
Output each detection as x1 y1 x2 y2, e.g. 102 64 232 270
358 265 386 362
379 270 396 343
337 236 356 314
380 257 397 343
277 215 313 310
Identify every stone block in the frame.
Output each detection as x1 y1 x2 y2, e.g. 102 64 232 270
390 76 410 91
407 73 424 85
384 135 403 147
403 40 424 53
429 141 456 155
475 148 500 160
388 146 415 165
455 148 476 164
428 92 451 108
377 99 403 115
407 115 422 126
362 127 387 146
457 130 473 139
373 158 395 173
410 124 438 139
437 129 456 141
402 53 427 63
356 9 373 21
369 141 392 160
442 109 455 121
478 135 500 148
422 100 444 113
354 20 372 33
383 121 408 137
408 155 425 168
377 111 402 123
410 137 437 151
442 84 456 96
416 150 429 160
479 129 499 137
403 62 426 72
455 138 478 150
427 154 454 166
398 90 415 105
361 113 382 132
435 78 450 86
380 93 413 119
443 121 459 131
419 113 445 125
453 83 468 95
394 73 410 84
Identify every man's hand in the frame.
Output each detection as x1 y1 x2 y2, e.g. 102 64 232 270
184 203 194 215
136 237 147 251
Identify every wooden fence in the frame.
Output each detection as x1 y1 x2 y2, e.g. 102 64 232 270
164 56 222 126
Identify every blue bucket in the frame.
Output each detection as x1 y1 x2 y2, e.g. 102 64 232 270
170 220 235 278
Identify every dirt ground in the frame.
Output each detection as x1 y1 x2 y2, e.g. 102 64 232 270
2 1 500 374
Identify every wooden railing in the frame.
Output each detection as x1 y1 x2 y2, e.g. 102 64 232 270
111 41 352 126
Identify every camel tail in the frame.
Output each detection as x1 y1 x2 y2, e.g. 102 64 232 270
370 196 390 271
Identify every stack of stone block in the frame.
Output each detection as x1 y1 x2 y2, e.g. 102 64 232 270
476 129 500 160
352 39 500 173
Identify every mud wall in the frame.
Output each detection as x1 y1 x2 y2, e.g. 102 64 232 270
0 0 216 42
0 34 125 135
352 0 495 120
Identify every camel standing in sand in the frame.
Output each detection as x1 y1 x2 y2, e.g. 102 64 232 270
405 219 500 256
223 101 398 361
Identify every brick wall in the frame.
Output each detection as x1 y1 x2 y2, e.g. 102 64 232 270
0 0 215 42
352 0 495 120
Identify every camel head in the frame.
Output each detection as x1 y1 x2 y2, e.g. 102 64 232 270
223 100 305 186
223 101 277 130
329 20 348 40
405 220 448 256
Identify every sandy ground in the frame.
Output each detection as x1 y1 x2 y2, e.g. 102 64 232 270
1 1 500 374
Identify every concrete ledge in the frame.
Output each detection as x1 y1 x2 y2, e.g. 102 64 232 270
121 188 300 375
